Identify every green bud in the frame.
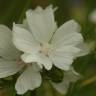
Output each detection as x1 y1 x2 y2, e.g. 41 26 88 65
43 66 64 83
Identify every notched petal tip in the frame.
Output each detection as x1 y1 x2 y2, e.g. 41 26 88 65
26 9 33 17
68 19 81 32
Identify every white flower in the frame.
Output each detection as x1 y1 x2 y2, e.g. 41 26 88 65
89 9 96 23
51 68 80 94
0 25 42 94
13 5 88 71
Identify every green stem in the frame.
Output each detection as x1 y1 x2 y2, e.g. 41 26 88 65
17 0 32 23
0 0 32 26
81 76 96 87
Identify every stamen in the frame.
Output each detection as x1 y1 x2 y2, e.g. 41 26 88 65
39 43 50 57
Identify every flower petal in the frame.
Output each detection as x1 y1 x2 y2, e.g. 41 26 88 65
89 9 96 23
13 24 40 54
26 5 57 43
50 46 80 70
21 53 52 70
15 65 42 94
0 25 20 60
76 42 90 57
34 6 43 12
0 59 23 78
52 20 83 47
51 68 80 94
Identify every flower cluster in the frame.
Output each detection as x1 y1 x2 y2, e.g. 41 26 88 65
0 5 89 95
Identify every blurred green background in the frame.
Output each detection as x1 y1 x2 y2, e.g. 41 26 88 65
0 0 96 96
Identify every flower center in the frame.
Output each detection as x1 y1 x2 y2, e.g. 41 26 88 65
39 43 51 57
